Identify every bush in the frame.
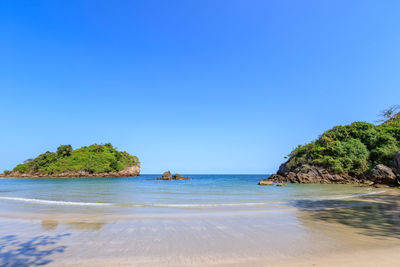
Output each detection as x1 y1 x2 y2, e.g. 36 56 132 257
56 145 73 157
324 139 369 174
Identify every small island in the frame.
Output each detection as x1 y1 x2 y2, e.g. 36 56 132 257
261 107 400 186
1 143 140 178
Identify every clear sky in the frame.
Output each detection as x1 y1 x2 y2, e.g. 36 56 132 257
1 1 400 174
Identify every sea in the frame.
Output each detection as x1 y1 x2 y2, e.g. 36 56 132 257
0 174 384 215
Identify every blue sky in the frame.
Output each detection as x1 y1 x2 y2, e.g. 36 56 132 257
1 0 400 174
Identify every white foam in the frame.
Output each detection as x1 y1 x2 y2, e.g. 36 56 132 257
0 196 270 208
0 196 112 206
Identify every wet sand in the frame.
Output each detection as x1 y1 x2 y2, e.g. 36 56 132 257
0 188 399 266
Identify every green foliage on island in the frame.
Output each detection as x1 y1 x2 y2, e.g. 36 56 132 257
286 108 400 175
9 143 139 174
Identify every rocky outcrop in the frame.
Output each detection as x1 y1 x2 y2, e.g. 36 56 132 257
258 179 287 186
368 164 398 185
395 152 400 174
116 166 141 177
268 163 364 184
161 171 172 179
1 165 140 178
156 171 190 180
258 179 274 185
173 173 185 179
266 154 400 186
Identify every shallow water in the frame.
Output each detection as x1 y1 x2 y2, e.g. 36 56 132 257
0 174 385 214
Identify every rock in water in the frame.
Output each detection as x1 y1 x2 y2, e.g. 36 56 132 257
162 171 172 179
368 164 397 185
258 179 274 185
156 171 190 180
172 173 190 180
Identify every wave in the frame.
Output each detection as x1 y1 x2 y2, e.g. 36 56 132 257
0 196 112 206
0 196 271 208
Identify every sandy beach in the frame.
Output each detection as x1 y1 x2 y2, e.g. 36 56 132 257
0 178 399 266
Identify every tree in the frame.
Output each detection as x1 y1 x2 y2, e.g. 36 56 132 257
56 145 73 157
23 158 33 164
377 105 400 123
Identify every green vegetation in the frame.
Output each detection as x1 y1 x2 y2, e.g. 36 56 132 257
9 143 139 175
286 110 400 175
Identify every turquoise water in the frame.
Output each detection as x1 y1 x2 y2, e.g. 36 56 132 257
0 174 383 216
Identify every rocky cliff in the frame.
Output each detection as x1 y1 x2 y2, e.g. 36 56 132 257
267 154 400 186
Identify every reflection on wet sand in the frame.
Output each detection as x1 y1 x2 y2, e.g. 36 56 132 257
65 222 105 231
42 220 106 232
42 220 59 231
293 192 400 238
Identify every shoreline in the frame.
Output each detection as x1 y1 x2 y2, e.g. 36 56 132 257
0 172 140 179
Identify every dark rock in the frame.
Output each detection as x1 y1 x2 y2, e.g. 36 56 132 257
173 173 190 180
258 179 274 185
276 183 287 187
157 171 190 180
265 149 400 186
162 171 172 179
395 152 400 173
277 163 290 176
269 163 361 184
368 164 397 185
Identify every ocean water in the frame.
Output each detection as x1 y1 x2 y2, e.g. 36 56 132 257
0 174 383 216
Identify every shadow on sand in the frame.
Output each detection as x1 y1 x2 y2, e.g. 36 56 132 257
0 233 70 266
293 193 400 238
